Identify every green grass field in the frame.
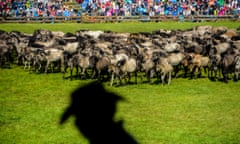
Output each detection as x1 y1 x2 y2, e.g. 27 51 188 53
0 21 239 33
0 22 240 144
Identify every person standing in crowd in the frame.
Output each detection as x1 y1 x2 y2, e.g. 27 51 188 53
50 6 56 23
32 6 38 17
63 7 69 20
0 0 4 16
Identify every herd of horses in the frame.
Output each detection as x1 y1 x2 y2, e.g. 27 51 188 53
0 25 240 85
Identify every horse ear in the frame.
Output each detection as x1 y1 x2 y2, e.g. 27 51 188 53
117 61 121 67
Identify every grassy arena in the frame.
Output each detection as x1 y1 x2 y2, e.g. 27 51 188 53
0 22 240 144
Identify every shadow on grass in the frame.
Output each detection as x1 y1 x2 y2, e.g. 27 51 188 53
0 63 11 69
60 81 138 144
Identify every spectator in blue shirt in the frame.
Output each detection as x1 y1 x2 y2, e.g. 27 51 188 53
164 3 169 15
63 8 69 20
172 6 178 16
63 8 69 17
33 7 38 17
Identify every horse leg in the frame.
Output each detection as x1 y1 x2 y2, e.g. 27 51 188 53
222 67 228 83
97 70 102 81
33 59 37 72
17 55 21 65
91 68 97 79
127 73 131 84
58 60 62 73
203 66 208 74
122 73 128 84
70 65 75 81
219 67 222 79
27 61 32 72
226 68 231 80
197 67 202 78
236 69 239 81
80 68 85 79
85 68 90 79
237 69 240 81
146 71 151 83
62 63 68 80
161 72 166 85
190 65 195 79
214 69 218 80
77 67 82 79
24 60 27 70
208 66 211 78
134 71 138 84
168 71 172 85
149 69 155 84
75 65 79 79
81 68 88 79
183 65 188 78
110 73 114 86
50 63 54 73
40 62 44 73
28 58 33 71
35 60 41 73
45 61 50 74
173 65 180 78
118 75 122 86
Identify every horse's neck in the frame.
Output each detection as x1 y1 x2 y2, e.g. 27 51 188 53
11 37 19 47
36 39 56 47
46 39 56 47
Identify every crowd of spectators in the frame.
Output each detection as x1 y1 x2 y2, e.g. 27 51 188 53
0 0 80 18
82 0 239 17
0 0 239 18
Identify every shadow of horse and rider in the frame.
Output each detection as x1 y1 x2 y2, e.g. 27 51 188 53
60 81 138 144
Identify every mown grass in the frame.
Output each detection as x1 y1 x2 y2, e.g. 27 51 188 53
1 65 240 144
0 21 239 34
0 22 240 144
